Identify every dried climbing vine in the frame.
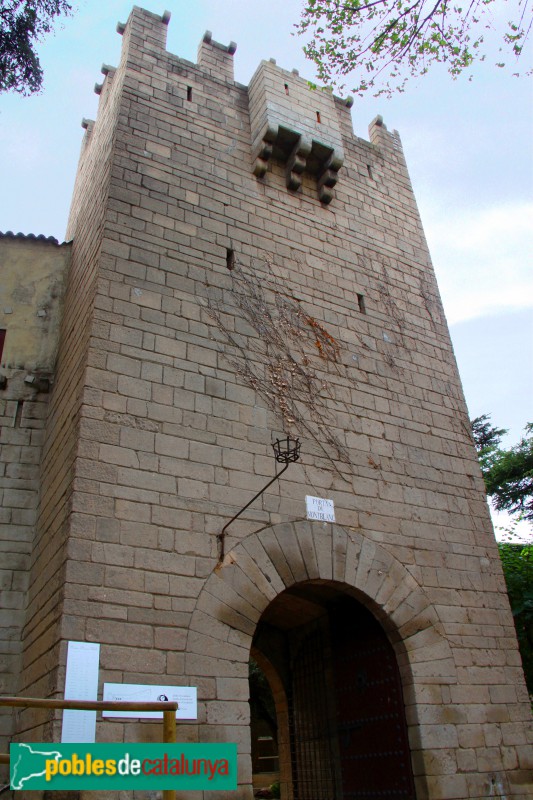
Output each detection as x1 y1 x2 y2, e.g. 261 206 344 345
205 257 353 477
376 261 405 346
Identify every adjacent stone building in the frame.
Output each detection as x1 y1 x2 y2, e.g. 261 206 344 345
1 6 531 798
0 232 70 744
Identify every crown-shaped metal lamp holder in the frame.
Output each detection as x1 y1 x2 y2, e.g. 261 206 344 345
272 436 301 464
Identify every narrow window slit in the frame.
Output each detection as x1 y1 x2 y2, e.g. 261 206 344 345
187 86 192 101
14 400 23 428
284 83 289 95
367 164 373 180
226 248 235 270
0 329 5 362
357 293 366 314
316 111 321 123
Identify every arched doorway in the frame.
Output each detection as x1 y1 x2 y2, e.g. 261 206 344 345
250 582 417 799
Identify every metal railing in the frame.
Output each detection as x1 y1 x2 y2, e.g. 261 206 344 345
0 696 178 800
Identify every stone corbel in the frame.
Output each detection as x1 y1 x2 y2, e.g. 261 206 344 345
317 151 343 204
252 123 278 178
286 136 311 191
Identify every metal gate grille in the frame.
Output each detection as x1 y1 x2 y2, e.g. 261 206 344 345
289 627 338 799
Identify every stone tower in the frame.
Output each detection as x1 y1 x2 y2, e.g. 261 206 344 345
1 6 531 798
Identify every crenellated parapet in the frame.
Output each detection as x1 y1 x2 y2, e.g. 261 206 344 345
197 30 237 83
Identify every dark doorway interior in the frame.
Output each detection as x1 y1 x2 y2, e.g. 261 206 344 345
250 658 280 790
250 583 416 800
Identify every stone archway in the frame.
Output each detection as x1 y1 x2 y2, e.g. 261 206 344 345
251 583 418 798
186 521 455 797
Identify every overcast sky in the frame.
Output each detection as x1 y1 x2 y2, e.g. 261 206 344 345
1 0 531 536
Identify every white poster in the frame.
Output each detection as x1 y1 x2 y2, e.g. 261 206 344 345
102 683 197 720
61 641 100 743
306 495 336 523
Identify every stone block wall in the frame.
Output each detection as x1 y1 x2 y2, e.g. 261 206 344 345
13 42 128 746
0 234 70 763
4 6 532 799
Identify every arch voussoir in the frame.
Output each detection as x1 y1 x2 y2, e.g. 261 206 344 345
241 534 287 596
310 522 334 580
332 524 349 582
381 572 419 621
354 535 379 591
199 589 256 638
259 526 297 587
293 520 320 579
216 554 274 614
187 521 454 688
272 522 309 582
375 560 411 608
356 539 396 601
395 588 436 638
207 571 263 626
343 530 364 585
226 547 280 606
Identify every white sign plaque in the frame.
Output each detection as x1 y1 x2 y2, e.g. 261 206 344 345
306 495 335 523
102 683 197 720
61 641 100 743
